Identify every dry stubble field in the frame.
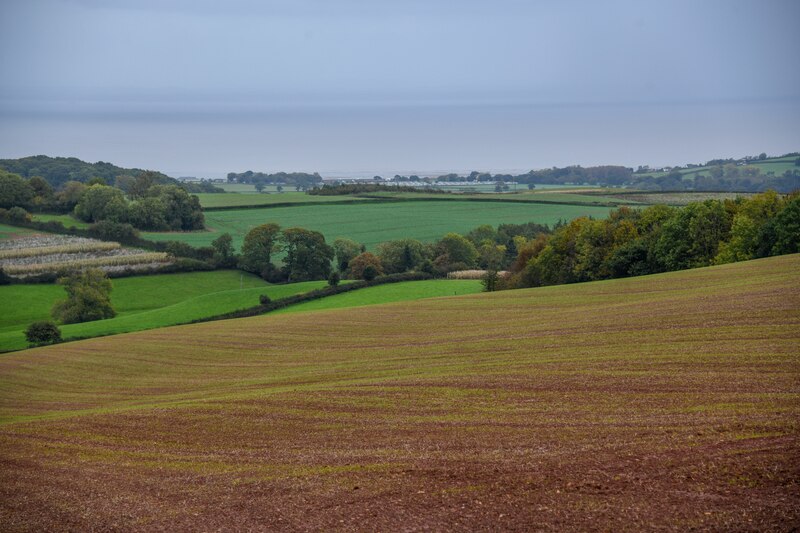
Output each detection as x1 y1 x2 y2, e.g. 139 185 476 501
0 255 798 531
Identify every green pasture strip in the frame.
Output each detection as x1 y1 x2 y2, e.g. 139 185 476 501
0 223 36 240
274 279 483 315
143 200 614 250
31 213 91 229
196 192 379 209
0 271 328 352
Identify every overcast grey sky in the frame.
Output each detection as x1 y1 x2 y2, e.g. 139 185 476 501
1 0 798 177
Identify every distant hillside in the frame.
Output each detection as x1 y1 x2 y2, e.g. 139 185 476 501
406 153 800 193
0 155 175 188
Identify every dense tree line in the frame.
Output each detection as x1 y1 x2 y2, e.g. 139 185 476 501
0 170 204 231
387 153 800 193
327 222 552 281
266 191 797 288
237 224 334 282
226 170 322 189
0 155 174 189
74 179 204 231
431 165 800 193
498 191 799 289
179 180 226 193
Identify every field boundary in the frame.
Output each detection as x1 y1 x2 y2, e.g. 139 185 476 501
191 272 435 322
200 194 631 212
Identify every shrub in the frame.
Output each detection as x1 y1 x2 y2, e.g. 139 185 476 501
349 252 383 280
362 264 378 281
25 321 62 346
481 269 499 292
7 206 32 223
88 220 140 242
259 294 272 305
51 269 116 324
0 267 11 285
328 271 341 286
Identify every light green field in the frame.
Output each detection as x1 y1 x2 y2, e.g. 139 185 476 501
0 275 483 351
276 279 483 315
32 213 91 229
0 223 36 240
217 183 264 193
0 270 328 352
143 200 615 250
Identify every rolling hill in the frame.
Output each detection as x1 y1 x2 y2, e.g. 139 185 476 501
0 254 798 530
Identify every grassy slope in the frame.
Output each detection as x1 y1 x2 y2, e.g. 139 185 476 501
0 271 327 352
31 213 91 229
0 223 36 240
144 200 614 249
275 279 483 315
0 255 797 530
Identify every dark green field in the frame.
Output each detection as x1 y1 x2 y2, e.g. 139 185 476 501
144 200 615 249
0 255 797 530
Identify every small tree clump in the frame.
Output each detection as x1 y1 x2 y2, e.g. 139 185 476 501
25 321 62 346
259 294 272 305
362 264 378 281
51 269 116 324
481 269 499 292
328 271 341 286
349 252 383 280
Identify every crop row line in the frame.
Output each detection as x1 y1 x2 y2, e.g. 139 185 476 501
0 241 120 259
3 252 170 275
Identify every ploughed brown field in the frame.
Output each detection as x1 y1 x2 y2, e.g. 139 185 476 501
1 255 798 531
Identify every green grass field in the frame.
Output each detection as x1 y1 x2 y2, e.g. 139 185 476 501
0 254 797 529
0 270 329 352
276 279 483 315
143 200 614 249
31 213 91 229
0 223 36 240
0 273 478 351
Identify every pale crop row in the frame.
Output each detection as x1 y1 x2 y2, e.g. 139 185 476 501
3 252 170 275
446 270 509 280
0 241 120 259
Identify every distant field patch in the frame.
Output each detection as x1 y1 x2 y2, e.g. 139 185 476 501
195 191 376 209
606 191 757 205
32 213 91 229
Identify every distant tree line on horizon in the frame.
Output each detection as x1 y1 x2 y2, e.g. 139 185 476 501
386 157 800 193
0 155 175 189
308 183 449 195
226 170 323 190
